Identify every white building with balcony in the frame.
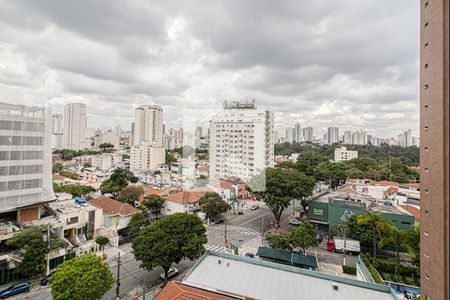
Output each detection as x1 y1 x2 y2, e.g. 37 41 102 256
209 101 274 181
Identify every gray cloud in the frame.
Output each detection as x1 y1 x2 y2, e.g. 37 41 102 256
0 0 419 137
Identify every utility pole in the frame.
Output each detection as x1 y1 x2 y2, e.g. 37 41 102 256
261 214 264 245
115 253 121 299
224 221 228 252
142 280 146 300
46 223 51 276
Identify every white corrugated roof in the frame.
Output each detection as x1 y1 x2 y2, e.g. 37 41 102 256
183 251 394 300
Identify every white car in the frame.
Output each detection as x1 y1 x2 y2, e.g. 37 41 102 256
159 267 179 280
289 218 301 226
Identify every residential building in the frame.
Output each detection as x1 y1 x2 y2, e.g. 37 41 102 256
162 190 208 216
396 183 420 206
91 153 123 171
420 1 449 298
51 112 63 150
285 127 294 143
89 196 140 247
182 251 396 300
100 131 120 149
63 103 87 150
0 103 54 212
130 144 165 172
343 130 352 144
209 101 274 181
334 146 358 162
302 127 314 142
133 105 163 147
398 129 413 147
294 123 302 143
327 127 339 144
156 281 236 300
352 130 367 145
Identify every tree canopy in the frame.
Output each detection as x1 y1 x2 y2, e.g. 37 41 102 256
50 254 114 300
248 168 315 226
198 192 230 221
53 184 95 197
100 168 139 198
126 212 150 238
132 213 207 282
266 221 318 254
143 194 165 214
116 185 144 205
7 226 66 277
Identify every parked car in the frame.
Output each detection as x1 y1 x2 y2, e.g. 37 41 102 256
40 271 55 285
251 205 260 210
212 218 224 224
244 252 255 258
159 267 179 280
0 281 30 298
289 218 301 226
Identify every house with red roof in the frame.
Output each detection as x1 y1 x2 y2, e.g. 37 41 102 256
90 196 140 246
162 190 209 216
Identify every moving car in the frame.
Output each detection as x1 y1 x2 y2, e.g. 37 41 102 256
250 205 260 210
0 281 30 298
159 267 179 280
289 218 301 226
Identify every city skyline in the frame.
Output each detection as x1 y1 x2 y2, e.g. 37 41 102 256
0 1 419 137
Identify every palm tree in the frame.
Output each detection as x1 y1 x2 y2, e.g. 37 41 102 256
378 225 408 266
403 224 420 266
229 196 239 215
357 211 389 263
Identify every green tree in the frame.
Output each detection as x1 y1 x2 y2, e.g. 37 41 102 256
52 162 63 174
100 179 122 198
403 224 420 266
53 184 95 197
266 234 293 251
127 212 150 238
6 226 66 277
50 254 114 300
290 221 318 254
199 192 230 221
95 236 109 252
116 185 144 205
132 213 207 283
346 214 374 247
248 168 315 226
143 194 165 214
228 196 239 215
378 225 409 266
295 151 327 177
357 211 390 263
165 151 177 165
59 171 80 180
110 168 139 185
99 142 114 151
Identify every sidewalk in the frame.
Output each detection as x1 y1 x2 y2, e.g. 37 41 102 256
98 242 134 261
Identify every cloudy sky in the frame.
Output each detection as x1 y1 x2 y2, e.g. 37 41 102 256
0 0 419 138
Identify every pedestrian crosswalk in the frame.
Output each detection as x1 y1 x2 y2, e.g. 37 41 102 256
204 244 227 253
209 224 261 236
240 236 263 254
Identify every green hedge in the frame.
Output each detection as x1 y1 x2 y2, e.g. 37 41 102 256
342 265 357 275
360 253 383 284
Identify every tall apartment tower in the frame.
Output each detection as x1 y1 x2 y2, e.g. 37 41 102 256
285 127 295 143
51 112 63 149
63 103 87 150
302 127 314 142
327 127 339 144
343 130 352 145
294 123 302 143
209 101 274 181
133 105 163 147
420 0 449 299
0 103 54 212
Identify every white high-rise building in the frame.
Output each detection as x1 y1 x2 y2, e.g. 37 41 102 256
130 144 165 171
51 113 63 150
294 123 302 143
327 127 339 144
343 131 352 145
133 105 163 147
101 132 120 149
285 127 295 143
0 103 54 212
302 127 314 142
63 103 87 150
209 101 274 181
352 130 367 145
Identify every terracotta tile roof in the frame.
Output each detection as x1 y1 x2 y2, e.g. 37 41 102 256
387 187 398 195
400 204 420 222
90 196 140 216
165 191 208 204
52 174 65 180
220 180 234 190
338 187 360 195
400 183 420 189
144 189 165 195
197 166 209 172
155 281 235 300
373 180 399 187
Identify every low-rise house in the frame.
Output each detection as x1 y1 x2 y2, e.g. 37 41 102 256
89 196 140 246
162 190 208 216
78 167 111 182
396 183 420 205
195 166 209 178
